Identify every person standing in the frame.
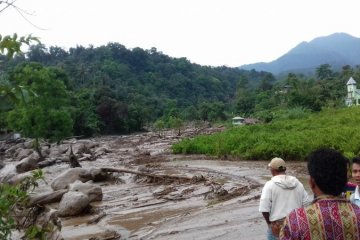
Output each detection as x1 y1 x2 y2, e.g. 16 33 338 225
350 156 360 206
259 157 310 240
280 148 360 240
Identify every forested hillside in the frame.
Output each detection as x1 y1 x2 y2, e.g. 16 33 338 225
0 43 274 136
2 43 360 138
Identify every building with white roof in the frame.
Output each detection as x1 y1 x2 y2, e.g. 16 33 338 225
345 77 360 106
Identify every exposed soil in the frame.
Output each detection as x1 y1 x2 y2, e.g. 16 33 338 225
1 126 310 240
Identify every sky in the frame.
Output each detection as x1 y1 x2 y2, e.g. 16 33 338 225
1 0 360 67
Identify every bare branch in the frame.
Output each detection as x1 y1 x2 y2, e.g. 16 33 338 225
0 0 47 30
0 0 17 13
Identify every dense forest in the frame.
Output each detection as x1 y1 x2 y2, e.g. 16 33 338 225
1 42 360 140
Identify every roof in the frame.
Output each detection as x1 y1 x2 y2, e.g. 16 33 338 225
232 116 244 120
347 77 357 85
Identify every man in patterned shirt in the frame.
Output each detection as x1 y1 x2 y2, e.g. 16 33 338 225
280 148 360 240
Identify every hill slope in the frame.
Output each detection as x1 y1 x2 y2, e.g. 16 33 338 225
240 33 360 75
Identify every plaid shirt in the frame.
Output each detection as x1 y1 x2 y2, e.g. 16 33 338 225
280 195 360 240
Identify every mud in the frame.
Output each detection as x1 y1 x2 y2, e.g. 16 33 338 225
2 127 310 240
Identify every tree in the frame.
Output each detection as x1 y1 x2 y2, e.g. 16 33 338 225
0 34 39 58
71 88 100 137
6 63 73 160
168 116 184 136
153 119 165 137
316 64 333 80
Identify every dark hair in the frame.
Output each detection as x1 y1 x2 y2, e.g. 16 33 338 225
277 166 286 172
352 156 360 165
307 148 348 196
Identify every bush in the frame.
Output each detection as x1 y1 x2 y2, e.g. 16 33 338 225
172 107 360 160
0 169 55 239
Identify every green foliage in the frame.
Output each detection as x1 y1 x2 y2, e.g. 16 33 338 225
173 107 360 160
153 119 165 137
0 34 39 58
0 170 44 239
72 88 100 137
6 63 73 142
1 42 359 136
168 116 184 135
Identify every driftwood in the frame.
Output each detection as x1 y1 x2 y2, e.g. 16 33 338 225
28 189 68 207
101 167 205 183
38 158 57 168
69 144 81 168
87 212 106 224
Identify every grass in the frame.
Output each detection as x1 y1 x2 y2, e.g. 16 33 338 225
172 107 360 160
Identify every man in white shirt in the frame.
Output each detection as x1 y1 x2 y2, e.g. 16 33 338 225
259 157 310 240
350 157 360 206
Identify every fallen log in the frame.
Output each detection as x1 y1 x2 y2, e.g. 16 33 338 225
101 167 205 183
28 189 68 207
87 212 106 224
37 158 57 168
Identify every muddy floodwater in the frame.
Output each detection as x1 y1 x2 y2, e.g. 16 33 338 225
1 127 311 240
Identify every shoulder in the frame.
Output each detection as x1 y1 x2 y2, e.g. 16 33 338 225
281 207 308 239
263 179 275 189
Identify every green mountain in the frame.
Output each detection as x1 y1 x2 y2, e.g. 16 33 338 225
240 33 360 75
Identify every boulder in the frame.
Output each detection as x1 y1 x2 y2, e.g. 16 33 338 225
15 149 34 161
8 171 33 185
0 164 17 183
15 153 39 173
50 168 108 191
35 208 63 240
69 180 103 202
58 191 89 217
5 142 24 158
50 168 93 191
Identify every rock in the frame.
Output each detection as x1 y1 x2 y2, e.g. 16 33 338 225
51 168 93 191
69 142 92 155
58 191 90 217
42 148 51 157
15 149 34 161
89 168 109 181
35 208 63 240
5 142 24 158
94 147 110 157
15 153 39 173
0 164 17 183
23 140 33 149
69 180 103 202
51 168 108 191
8 171 33 185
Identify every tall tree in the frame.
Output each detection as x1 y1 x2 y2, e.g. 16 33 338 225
6 62 73 160
316 64 333 80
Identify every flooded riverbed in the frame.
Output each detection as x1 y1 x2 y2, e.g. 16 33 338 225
1 128 310 240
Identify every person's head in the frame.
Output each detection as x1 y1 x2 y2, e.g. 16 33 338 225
352 156 360 185
307 148 348 196
268 157 286 175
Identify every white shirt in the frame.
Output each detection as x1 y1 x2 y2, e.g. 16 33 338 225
259 175 310 221
350 186 360 207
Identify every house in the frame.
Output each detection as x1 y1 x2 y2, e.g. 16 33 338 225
232 116 244 125
345 77 360 106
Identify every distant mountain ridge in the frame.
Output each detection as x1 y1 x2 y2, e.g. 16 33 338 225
240 33 360 75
